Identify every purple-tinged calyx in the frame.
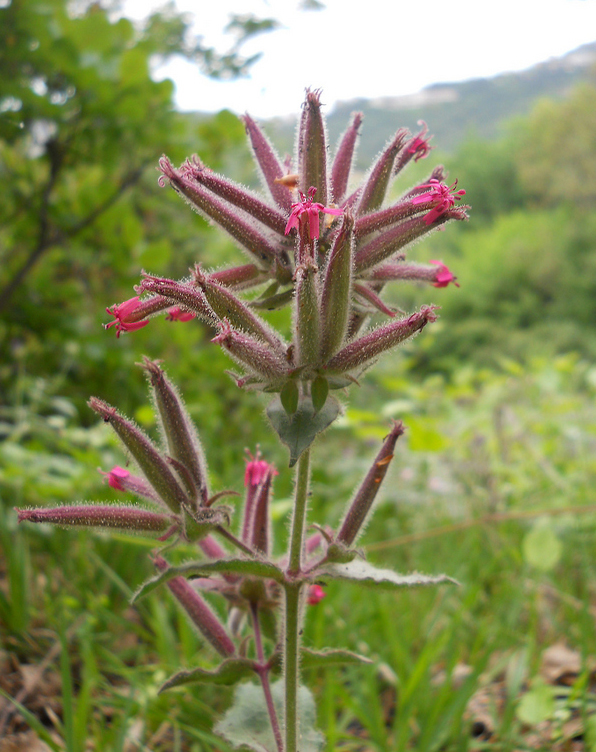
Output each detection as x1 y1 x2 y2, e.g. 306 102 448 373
298 89 329 205
193 265 287 356
319 211 354 361
88 397 189 514
247 464 276 555
140 358 210 507
209 264 266 291
325 306 438 374
16 505 175 534
179 156 288 236
354 209 467 273
211 320 289 383
353 283 396 317
137 274 216 323
154 555 236 658
158 156 279 267
331 111 363 204
365 260 459 288
356 128 408 214
337 421 405 546
242 113 293 211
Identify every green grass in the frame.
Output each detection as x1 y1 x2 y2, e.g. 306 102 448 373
2 354 596 750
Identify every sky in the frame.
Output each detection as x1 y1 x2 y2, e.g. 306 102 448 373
122 0 596 119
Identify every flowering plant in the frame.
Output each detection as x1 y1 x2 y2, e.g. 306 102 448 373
17 90 468 751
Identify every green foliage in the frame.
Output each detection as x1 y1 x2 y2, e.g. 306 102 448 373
6 357 595 749
215 681 324 752
419 207 596 369
513 81 596 207
0 0 258 423
267 393 342 467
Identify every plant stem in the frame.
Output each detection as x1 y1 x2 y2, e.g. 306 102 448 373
288 448 311 575
215 524 255 556
284 447 311 752
250 603 283 752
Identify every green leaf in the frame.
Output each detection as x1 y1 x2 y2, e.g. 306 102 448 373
214 681 324 752
311 376 329 413
160 658 256 691
516 679 556 726
523 520 562 572
318 560 458 589
268 647 371 674
266 393 341 467
301 647 373 669
132 558 284 602
280 380 299 415
0 688 63 752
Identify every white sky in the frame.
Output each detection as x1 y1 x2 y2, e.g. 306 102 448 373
122 0 596 118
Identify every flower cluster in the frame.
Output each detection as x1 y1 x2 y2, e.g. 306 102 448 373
16 362 406 671
19 91 465 750
104 89 466 413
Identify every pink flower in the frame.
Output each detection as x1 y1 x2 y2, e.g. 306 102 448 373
165 306 196 322
100 465 130 490
104 296 150 337
307 584 325 605
412 179 466 225
284 186 342 239
407 121 433 162
244 448 277 487
430 260 459 288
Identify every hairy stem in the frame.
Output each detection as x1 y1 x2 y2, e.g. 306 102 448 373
250 603 283 752
288 448 311 575
284 447 311 752
214 525 255 557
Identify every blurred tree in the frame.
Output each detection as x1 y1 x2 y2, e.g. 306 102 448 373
445 134 528 225
512 81 596 208
0 0 274 418
0 0 277 313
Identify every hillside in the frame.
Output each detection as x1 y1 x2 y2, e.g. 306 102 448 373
265 41 596 165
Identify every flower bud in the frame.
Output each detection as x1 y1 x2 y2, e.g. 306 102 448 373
319 212 354 361
99 466 161 504
16 505 174 534
331 112 362 204
294 262 321 368
298 89 329 205
356 129 408 214
140 358 210 507
159 156 279 267
88 398 188 514
337 421 405 546
242 114 293 210
211 320 289 383
325 307 438 374
194 265 287 356
154 555 235 658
